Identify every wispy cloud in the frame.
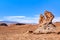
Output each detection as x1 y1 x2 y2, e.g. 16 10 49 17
4 16 26 19
0 20 3 21
53 17 60 22
0 15 60 23
3 15 39 23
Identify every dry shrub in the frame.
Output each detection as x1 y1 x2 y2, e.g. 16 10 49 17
16 23 26 25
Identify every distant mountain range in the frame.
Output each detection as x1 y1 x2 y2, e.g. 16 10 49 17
0 21 18 24
0 21 37 24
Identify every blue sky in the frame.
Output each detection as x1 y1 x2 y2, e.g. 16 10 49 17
0 0 60 23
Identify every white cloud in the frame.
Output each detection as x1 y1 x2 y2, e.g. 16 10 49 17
1 15 60 24
0 20 3 21
53 17 60 22
4 16 26 19
3 15 39 23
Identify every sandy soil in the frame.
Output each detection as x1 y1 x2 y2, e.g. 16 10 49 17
0 22 60 40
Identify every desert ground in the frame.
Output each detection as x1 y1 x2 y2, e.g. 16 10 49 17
0 22 60 40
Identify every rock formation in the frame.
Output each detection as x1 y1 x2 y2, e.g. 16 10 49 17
33 11 56 34
39 14 45 27
44 11 54 24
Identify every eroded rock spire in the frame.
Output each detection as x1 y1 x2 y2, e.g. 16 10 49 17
33 11 56 34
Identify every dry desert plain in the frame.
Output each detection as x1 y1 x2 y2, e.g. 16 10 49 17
0 22 60 40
